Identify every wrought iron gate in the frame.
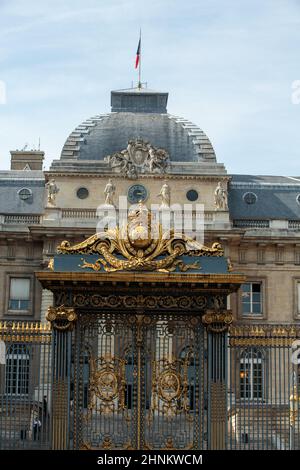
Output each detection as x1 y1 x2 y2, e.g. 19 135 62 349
1 319 300 450
0 322 52 450
72 313 207 450
228 324 300 450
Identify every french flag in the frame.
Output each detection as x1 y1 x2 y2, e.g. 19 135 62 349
135 37 141 69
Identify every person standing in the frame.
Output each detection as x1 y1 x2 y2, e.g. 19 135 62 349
43 396 48 419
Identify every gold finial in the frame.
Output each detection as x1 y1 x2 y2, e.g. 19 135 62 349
48 258 54 271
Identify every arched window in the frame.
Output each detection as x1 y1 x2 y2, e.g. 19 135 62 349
240 348 264 400
5 344 30 396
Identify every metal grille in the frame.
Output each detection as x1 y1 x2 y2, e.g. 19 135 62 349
72 313 136 450
228 325 300 450
72 313 207 450
144 315 206 450
0 322 52 449
1 319 300 450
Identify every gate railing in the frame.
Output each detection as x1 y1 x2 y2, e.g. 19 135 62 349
0 321 52 450
1 320 300 450
228 324 300 450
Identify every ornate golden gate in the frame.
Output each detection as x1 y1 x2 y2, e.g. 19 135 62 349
37 204 244 449
43 282 242 451
2 319 300 450
73 312 206 450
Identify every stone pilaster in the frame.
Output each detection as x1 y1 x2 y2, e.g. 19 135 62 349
40 289 54 323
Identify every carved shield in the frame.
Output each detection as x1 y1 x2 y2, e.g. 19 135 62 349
129 140 149 167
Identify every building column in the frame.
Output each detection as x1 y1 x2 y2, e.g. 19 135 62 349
46 305 77 450
202 309 233 450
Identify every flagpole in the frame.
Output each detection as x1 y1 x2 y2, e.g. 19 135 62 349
138 29 141 89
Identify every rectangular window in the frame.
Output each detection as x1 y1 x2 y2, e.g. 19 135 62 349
9 278 30 310
241 282 262 316
240 351 264 400
5 344 30 396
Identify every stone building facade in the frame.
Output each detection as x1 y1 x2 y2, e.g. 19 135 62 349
1 87 300 450
1 86 299 326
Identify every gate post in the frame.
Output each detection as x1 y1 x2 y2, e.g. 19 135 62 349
202 309 232 450
46 306 77 450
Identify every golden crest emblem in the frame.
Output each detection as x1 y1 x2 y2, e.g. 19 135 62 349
88 355 126 415
96 371 118 401
158 371 181 402
57 202 223 273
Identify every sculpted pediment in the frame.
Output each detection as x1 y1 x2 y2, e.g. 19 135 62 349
104 139 169 179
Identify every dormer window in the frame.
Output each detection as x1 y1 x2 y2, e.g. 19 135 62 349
243 192 257 205
18 188 32 201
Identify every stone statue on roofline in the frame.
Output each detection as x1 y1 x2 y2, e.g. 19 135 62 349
104 178 116 206
158 181 171 208
214 181 228 211
46 179 59 206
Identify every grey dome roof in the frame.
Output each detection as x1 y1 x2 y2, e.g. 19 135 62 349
60 112 216 163
55 87 216 168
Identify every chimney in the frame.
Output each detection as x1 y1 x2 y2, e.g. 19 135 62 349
10 150 44 170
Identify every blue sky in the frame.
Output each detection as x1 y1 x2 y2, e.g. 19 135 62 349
0 0 299 174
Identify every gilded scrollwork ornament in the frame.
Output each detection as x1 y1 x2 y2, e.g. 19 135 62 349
70 293 209 312
150 356 192 420
202 309 233 333
57 202 224 273
87 354 126 416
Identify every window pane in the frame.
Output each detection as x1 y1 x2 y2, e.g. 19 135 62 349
242 292 250 301
9 300 18 310
252 293 261 302
10 278 30 300
242 284 251 293
20 300 29 310
8 299 29 311
252 284 261 293
252 303 261 314
242 303 251 314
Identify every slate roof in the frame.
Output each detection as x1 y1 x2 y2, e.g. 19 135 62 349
54 88 216 169
57 113 215 165
61 113 215 162
0 170 45 214
229 175 300 220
